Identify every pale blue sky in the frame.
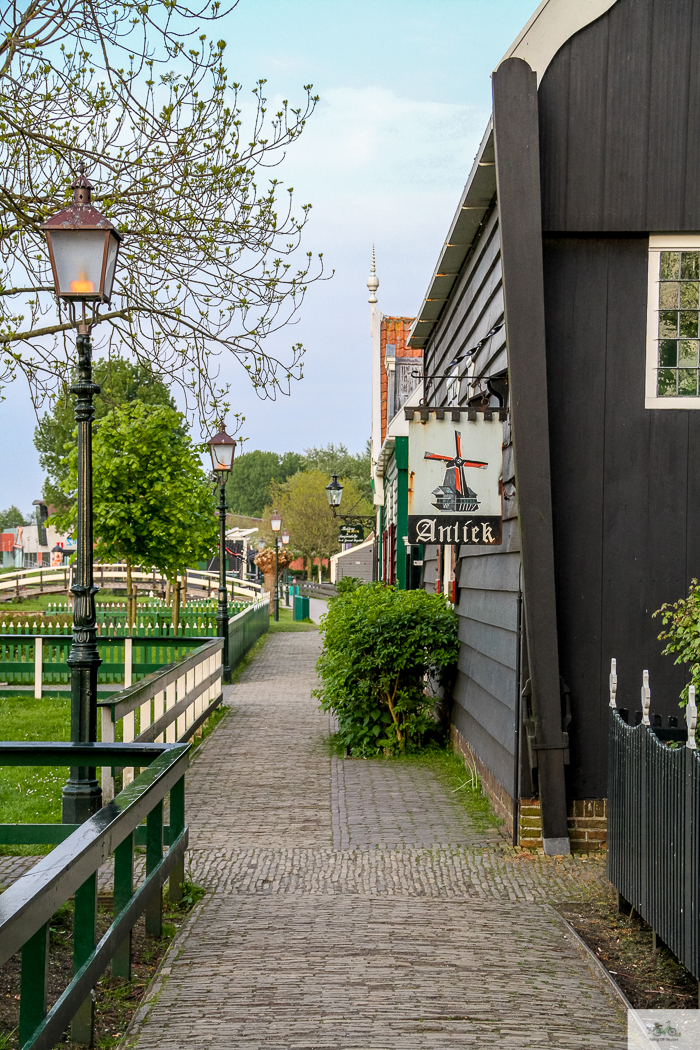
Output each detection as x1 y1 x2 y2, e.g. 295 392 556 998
2 0 537 511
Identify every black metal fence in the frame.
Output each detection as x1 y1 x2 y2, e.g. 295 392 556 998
608 663 700 979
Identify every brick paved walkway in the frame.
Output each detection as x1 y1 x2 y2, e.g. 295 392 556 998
125 631 627 1048
0 633 627 1047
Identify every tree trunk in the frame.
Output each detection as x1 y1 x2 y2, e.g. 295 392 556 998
132 584 138 628
180 573 186 607
173 580 181 631
126 557 132 627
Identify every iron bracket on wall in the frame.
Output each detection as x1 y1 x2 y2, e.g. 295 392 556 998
522 677 571 775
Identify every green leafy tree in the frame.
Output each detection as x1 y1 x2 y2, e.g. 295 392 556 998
315 585 459 756
262 471 371 580
0 506 29 529
51 402 217 617
0 0 323 421
35 358 174 511
224 450 304 518
655 578 700 707
302 441 372 503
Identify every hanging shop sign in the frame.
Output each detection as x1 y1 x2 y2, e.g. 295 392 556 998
407 415 503 545
338 524 364 544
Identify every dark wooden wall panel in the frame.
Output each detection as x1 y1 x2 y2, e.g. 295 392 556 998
544 237 608 799
540 0 700 232
544 236 700 797
602 0 652 227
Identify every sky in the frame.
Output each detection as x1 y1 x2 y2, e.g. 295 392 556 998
1 0 538 513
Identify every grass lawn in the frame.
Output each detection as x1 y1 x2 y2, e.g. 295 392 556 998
268 606 317 633
0 591 166 616
0 693 71 850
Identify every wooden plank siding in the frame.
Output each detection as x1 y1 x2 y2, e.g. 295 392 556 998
421 0 700 812
539 0 700 234
420 159 524 803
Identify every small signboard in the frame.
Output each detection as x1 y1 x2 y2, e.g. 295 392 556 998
407 415 503 546
338 524 364 544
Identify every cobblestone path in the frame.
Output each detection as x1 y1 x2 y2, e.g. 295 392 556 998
129 634 628 1045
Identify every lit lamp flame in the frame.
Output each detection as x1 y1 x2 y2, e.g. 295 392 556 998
70 271 94 294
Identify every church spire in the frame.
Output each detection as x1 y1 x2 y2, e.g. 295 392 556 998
367 244 379 304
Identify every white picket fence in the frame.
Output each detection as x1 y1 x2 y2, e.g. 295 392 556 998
98 637 224 799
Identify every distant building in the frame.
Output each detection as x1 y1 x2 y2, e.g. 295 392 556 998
368 251 423 587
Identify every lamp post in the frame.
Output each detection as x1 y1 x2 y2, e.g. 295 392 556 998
281 529 290 606
207 427 237 683
270 510 282 622
41 168 122 825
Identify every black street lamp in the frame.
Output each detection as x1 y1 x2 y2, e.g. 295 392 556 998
207 427 237 682
325 473 374 527
270 510 282 622
41 168 123 825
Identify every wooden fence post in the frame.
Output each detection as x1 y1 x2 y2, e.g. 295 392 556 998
33 636 43 700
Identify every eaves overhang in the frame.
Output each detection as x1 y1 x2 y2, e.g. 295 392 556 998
408 121 496 351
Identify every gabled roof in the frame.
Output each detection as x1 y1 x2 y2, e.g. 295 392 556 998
408 0 622 351
499 0 620 84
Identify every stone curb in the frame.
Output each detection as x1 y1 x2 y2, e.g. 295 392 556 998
545 903 633 1014
117 893 209 1050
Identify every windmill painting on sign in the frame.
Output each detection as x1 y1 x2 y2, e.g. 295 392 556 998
407 416 503 546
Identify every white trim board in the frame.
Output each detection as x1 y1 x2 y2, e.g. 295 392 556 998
497 0 620 84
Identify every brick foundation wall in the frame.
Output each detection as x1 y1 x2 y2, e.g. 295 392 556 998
450 726 607 852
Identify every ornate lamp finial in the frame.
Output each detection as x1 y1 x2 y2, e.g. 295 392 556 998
687 685 697 750
367 244 379 304
609 658 617 708
641 670 651 726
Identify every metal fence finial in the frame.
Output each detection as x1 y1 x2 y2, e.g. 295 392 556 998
641 670 651 726
687 685 697 750
609 658 617 708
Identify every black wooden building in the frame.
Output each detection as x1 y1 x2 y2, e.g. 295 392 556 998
409 0 700 853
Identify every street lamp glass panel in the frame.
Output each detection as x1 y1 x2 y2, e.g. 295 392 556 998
270 511 282 532
48 230 110 299
207 429 237 474
326 474 343 507
282 530 290 544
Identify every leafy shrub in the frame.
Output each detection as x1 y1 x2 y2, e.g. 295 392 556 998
334 576 365 596
655 579 700 705
315 583 459 755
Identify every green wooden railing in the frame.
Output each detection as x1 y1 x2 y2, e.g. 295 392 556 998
0 741 189 1049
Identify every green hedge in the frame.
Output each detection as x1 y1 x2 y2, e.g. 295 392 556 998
315 583 458 756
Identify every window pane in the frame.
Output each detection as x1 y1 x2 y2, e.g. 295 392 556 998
658 369 677 396
660 310 679 336
680 312 699 337
660 282 680 308
679 369 698 395
679 340 699 366
661 251 680 279
681 282 700 308
682 252 700 280
659 339 678 366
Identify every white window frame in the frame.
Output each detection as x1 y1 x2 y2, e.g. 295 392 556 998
646 233 700 409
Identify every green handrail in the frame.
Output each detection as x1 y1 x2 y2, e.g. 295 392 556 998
0 741 189 1050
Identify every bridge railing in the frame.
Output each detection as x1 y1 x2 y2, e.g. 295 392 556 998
98 637 223 798
0 563 263 602
0 740 190 1049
